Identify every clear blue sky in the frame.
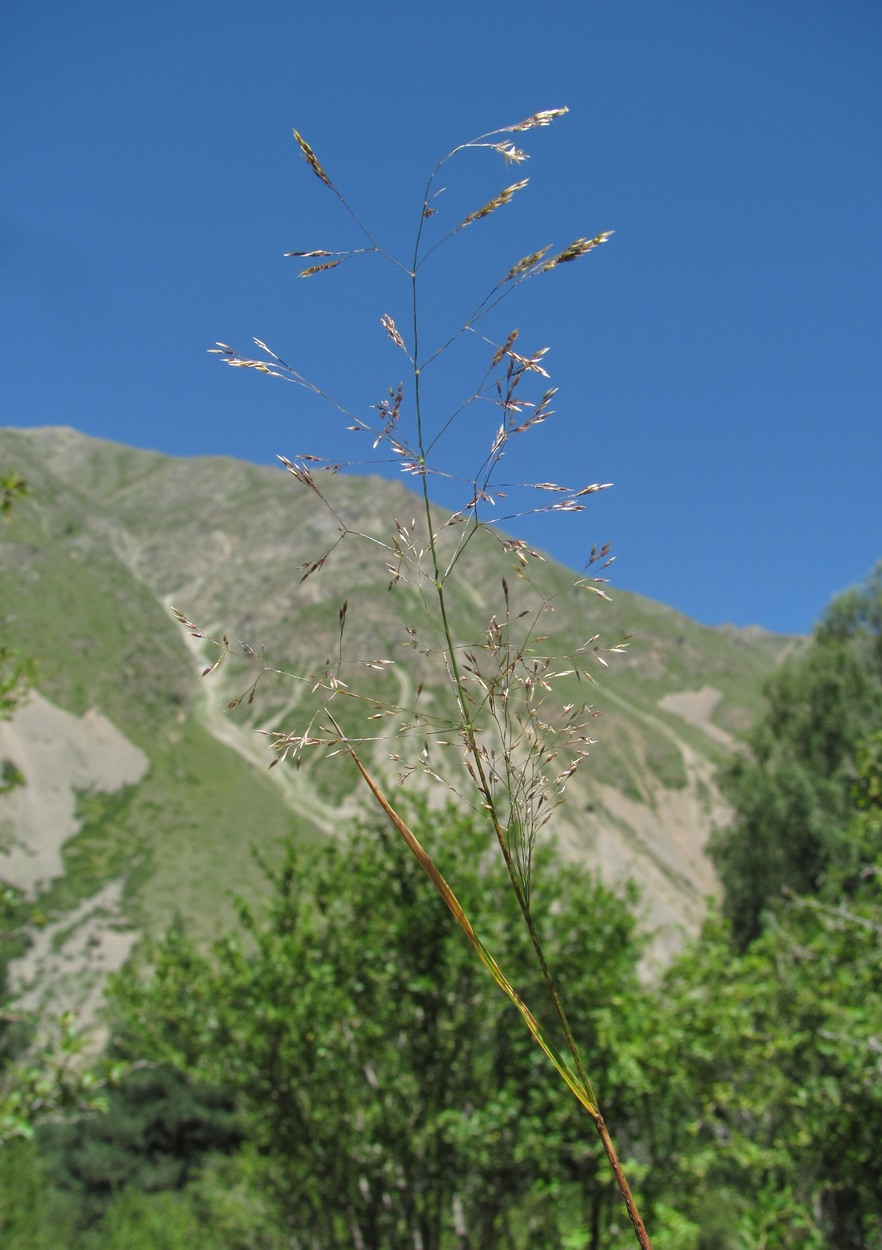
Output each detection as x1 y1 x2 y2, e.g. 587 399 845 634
2 0 880 635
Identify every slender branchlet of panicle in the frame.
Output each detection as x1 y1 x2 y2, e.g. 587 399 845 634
191 111 652 1250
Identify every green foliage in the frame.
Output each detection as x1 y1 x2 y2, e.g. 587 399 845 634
0 758 26 794
74 1188 207 1250
111 800 647 1250
711 564 882 943
850 730 882 859
0 469 34 720
0 1136 79 1249
690 569 882 1241
7 749 881 1247
644 901 882 1246
0 646 36 722
39 1063 242 1225
0 471 27 521
628 736 882 1250
0 1136 286 1250
818 562 882 675
0 1012 116 1146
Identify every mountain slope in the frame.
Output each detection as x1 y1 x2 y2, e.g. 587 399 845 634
0 425 800 1019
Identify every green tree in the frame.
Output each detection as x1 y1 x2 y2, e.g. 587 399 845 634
818 562 882 675
112 801 647 1250
39 1064 242 1226
0 1136 79 1250
711 564 882 944
631 734 882 1250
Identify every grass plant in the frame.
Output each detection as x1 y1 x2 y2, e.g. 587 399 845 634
182 109 654 1248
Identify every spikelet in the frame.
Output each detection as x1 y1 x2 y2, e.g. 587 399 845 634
542 232 614 269
507 107 569 132
460 179 529 228
299 259 343 278
381 314 406 352
292 129 334 190
505 247 552 282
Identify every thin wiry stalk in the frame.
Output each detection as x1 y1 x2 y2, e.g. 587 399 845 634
199 112 654 1249
415 141 650 1245
333 721 652 1250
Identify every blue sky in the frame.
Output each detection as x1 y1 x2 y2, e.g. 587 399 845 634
2 0 880 635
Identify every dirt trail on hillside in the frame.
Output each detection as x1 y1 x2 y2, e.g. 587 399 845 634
164 594 345 835
657 685 736 748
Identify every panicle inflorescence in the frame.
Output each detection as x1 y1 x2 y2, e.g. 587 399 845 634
187 111 657 1250
194 104 624 951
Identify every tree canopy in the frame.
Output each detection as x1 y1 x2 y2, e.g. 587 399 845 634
112 801 647 1250
4 568 882 1248
711 563 882 944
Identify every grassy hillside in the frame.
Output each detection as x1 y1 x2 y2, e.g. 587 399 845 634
0 425 801 1012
